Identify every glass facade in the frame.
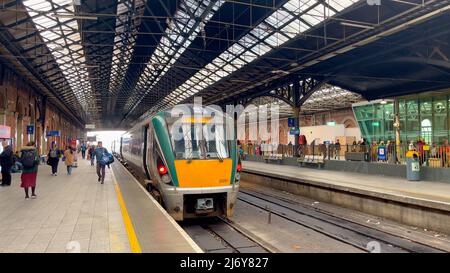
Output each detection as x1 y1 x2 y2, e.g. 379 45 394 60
353 93 450 144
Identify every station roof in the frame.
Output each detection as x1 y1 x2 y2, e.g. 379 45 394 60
0 0 449 129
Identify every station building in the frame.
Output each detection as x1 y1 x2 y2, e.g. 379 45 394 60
353 89 450 145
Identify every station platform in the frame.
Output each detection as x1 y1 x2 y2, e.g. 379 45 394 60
242 161 450 235
0 157 202 253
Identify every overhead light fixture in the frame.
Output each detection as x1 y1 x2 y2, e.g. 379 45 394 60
231 79 251 83
53 13 98 20
380 99 387 105
341 22 375 29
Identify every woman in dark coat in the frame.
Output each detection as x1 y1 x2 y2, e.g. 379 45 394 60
20 141 40 199
47 145 60 176
0 140 14 186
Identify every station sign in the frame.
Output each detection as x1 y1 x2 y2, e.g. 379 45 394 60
87 136 96 142
27 125 34 135
288 117 296 128
327 121 336 126
377 146 387 161
0 125 11 139
85 124 96 129
46 130 61 137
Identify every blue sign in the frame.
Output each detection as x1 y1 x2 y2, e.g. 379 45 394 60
46 130 61 137
288 118 296 128
27 125 34 135
289 127 300 135
377 146 387 161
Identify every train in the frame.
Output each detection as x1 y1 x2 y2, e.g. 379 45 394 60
112 104 241 221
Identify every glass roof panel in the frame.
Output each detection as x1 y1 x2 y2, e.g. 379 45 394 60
152 0 358 112
125 0 224 112
301 3 326 26
23 0 96 118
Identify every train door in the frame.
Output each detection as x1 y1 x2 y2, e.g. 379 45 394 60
142 125 150 179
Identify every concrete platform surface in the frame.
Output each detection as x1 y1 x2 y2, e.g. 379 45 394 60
0 156 201 253
242 161 450 210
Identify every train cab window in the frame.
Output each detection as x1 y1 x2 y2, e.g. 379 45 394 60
167 115 229 160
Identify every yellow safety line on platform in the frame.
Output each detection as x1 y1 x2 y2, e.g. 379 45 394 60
111 169 142 253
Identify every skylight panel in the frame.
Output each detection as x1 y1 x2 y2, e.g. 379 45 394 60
23 0 96 115
126 0 224 112
250 22 272 39
251 42 272 57
328 0 357 12
265 9 293 29
301 3 327 27
281 19 309 38
156 0 358 112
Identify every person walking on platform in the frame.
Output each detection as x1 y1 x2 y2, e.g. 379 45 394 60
88 145 95 166
0 140 14 186
19 141 40 199
64 146 75 175
334 139 341 160
94 141 108 184
47 145 60 176
81 142 87 159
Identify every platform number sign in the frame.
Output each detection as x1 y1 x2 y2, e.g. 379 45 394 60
377 146 386 161
288 118 296 128
27 125 34 135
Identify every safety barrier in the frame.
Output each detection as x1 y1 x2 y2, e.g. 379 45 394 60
240 143 450 168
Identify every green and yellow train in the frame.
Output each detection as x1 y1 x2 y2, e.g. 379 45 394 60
113 104 241 221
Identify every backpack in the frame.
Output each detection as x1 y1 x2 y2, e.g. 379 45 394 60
100 152 114 166
21 149 36 168
3 149 14 166
49 150 57 158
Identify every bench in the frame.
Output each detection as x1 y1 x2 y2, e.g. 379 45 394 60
264 154 283 164
297 155 324 169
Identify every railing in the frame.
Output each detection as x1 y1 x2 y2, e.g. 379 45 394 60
239 143 450 168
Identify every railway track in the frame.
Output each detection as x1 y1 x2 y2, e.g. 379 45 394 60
238 188 445 253
182 217 274 253
115 154 444 253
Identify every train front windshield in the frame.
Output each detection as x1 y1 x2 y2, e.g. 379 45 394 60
165 110 231 160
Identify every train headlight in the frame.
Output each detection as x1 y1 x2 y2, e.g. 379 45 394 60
162 174 172 184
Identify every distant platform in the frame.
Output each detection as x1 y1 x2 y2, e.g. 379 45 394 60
242 161 450 235
0 156 201 253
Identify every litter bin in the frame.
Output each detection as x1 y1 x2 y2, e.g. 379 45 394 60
406 151 420 181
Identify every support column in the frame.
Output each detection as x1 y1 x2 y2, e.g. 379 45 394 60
0 109 5 126
292 79 301 156
394 98 401 163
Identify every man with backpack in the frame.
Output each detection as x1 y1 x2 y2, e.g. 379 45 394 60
47 145 60 176
20 141 40 199
94 141 113 184
0 140 14 186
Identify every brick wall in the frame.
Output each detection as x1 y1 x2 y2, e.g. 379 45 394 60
0 62 83 154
